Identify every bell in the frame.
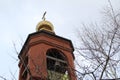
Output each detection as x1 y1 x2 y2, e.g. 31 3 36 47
55 61 60 66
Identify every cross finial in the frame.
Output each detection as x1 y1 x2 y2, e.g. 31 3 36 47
42 11 46 21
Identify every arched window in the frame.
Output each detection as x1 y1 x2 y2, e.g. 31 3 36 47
46 49 69 80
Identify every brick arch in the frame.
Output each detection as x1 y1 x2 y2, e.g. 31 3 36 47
46 48 67 61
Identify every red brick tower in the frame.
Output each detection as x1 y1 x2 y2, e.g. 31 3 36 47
18 18 76 80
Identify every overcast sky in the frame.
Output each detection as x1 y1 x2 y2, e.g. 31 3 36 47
0 0 119 79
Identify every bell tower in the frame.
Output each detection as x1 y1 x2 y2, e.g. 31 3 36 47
18 15 76 80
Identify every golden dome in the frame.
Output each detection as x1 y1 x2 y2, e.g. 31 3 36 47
36 20 54 32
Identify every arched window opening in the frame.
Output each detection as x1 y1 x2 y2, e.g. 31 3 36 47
46 49 69 80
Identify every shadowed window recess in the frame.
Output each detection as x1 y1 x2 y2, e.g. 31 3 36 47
46 49 69 80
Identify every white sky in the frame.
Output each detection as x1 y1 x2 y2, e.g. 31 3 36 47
0 0 119 79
